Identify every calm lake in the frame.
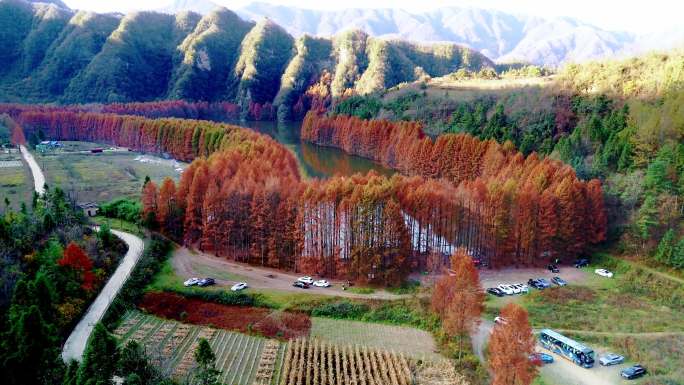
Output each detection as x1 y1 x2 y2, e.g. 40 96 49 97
235 120 394 179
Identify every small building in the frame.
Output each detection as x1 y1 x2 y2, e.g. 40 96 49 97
77 202 99 217
36 140 61 153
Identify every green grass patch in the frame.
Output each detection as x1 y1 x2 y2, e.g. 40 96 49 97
92 216 144 236
519 254 684 334
37 144 184 203
385 279 421 295
0 150 32 210
346 287 375 295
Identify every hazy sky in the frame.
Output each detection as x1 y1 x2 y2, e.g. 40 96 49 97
62 0 681 33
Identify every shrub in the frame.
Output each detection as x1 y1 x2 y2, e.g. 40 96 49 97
311 301 369 318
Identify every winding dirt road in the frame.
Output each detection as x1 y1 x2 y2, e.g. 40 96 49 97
20 144 45 195
61 229 144 362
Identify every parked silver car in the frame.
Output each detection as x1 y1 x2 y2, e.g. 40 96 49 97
599 353 624 366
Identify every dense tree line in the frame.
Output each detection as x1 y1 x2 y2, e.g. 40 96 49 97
7 108 294 164
302 112 607 264
0 101 241 122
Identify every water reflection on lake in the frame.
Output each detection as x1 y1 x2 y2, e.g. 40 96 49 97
233 120 395 180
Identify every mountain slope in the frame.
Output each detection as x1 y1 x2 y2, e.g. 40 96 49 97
170 8 254 101
0 0 494 119
63 11 200 103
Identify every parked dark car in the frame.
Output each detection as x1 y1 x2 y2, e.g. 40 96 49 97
529 352 554 364
487 287 505 297
621 365 647 380
574 258 590 268
551 276 567 286
198 278 215 287
547 264 560 273
293 281 310 289
528 279 545 289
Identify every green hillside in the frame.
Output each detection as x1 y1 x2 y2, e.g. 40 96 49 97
169 8 253 101
33 11 120 98
62 11 199 103
274 35 334 121
19 3 71 75
331 29 370 97
0 0 35 78
234 19 295 111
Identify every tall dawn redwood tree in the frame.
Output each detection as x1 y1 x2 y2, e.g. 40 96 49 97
432 248 485 359
488 303 538 385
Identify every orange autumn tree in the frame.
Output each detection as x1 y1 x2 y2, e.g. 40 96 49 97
58 242 96 291
488 303 538 385
431 248 485 359
141 180 158 229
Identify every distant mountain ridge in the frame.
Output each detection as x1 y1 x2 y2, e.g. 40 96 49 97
159 0 636 67
0 0 493 120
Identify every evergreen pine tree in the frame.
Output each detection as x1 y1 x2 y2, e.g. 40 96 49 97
76 323 118 385
193 338 220 385
654 229 676 265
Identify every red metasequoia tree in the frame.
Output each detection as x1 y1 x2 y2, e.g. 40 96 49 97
141 181 159 228
432 248 485 358
58 242 96 291
488 303 538 385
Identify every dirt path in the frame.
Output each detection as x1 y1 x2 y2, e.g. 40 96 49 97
20 144 45 195
61 229 144 362
172 247 410 300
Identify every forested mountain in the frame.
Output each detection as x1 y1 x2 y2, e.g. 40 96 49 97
0 0 493 119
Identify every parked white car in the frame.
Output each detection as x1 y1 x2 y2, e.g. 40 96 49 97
183 277 201 287
494 316 508 325
497 284 515 295
231 282 248 291
298 276 314 284
595 269 614 278
313 280 331 287
513 283 529 293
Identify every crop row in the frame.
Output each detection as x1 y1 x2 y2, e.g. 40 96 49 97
114 311 270 385
278 338 413 385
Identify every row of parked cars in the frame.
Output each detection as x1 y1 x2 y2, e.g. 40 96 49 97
487 276 568 297
293 276 331 289
183 277 215 287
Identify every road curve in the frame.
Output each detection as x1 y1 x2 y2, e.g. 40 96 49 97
20 144 45 195
61 229 144 362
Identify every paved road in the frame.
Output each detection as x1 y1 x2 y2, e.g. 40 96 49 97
20 144 45 195
61 229 144 362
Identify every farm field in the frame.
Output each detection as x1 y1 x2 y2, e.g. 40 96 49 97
114 311 272 385
0 148 32 210
310 317 439 360
276 338 465 385
35 141 185 203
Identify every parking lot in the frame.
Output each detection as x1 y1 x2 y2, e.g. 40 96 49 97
172 247 408 300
